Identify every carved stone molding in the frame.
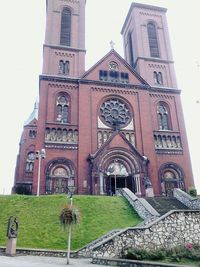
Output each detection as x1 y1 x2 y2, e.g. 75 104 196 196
148 63 166 70
149 93 174 99
59 0 79 4
139 11 161 18
91 87 137 95
55 51 75 58
48 83 78 90
45 144 78 150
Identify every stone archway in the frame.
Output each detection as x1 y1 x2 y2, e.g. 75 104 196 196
97 148 143 196
159 163 185 196
45 158 75 194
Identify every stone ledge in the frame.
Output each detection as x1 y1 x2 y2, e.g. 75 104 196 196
92 257 192 267
0 247 78 258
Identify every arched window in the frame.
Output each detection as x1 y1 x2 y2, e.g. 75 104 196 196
147 22 159 58
58 60 70 75
60 8 71 46
157 102 170 130
56 95 69 123
25 152 35 173
153 71 163 85
128 32 134 67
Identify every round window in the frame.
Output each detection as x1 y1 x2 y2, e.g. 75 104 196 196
100 98 131 128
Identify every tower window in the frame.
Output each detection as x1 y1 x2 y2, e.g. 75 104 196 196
147 22 160 58
60 8 71 46
29 130 37 138
58 60 70 75
153 71 163 85
128 32 134 67
99 70 129 83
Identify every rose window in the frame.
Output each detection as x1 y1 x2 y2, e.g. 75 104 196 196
100 98 131 127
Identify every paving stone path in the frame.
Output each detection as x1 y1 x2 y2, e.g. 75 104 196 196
0 255 108 267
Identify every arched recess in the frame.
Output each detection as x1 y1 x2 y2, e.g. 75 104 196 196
159 162 185 196
25 151 35 173
45 158 75 194
90 147 146 196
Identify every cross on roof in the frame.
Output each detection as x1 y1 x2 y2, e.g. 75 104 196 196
110 40 115 50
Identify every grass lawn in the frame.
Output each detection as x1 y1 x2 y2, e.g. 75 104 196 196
0 194 141 250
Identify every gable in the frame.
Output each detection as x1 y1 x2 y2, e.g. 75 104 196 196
90 131 144 163
83 50 148 86
106 132 132 151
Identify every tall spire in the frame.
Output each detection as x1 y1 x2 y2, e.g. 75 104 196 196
24 100 39 126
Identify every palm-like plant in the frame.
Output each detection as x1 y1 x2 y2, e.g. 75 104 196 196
60 205 79 227
59 204 80 264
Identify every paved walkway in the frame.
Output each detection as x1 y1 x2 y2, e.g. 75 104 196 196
0 255 108 267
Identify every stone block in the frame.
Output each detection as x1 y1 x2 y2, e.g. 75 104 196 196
6 238 17 256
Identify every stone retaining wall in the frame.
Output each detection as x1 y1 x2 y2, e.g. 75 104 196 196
92 210 200 258
92 257 192 267
77 229 122 257
174 188 200 209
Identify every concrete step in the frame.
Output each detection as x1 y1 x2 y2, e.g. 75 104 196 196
145 196 189 216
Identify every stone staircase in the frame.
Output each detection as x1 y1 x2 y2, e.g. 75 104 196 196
76 189 199 258
145 196 189 215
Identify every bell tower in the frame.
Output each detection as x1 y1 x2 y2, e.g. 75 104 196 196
43 0 86 77
121 3 177 88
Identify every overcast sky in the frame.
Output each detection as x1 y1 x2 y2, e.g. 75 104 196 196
0 0 199 194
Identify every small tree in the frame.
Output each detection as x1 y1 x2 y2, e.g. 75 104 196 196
60 205 79 264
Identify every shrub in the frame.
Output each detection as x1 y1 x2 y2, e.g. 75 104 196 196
121 247 166 261
188 187 197 197
121 244 200 263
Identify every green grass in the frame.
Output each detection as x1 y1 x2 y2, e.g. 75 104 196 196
0 195 141 250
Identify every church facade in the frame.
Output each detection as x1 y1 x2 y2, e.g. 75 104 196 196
13 0 194 196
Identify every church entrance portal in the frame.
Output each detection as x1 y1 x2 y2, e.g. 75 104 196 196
104 161 136 195
106 175 134 195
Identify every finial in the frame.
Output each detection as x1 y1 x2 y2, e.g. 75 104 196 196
110 40 115 50
196 61 200 68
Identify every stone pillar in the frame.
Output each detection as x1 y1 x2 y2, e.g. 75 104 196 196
146 187 154 197
99 172 104 195
135 174 141 196
143 176 154 197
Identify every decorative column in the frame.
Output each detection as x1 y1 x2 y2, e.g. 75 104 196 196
134 174 141 196
99 172 104 195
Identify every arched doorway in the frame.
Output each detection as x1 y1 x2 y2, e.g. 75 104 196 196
96 148 144 196
106 161 131 195
45 158 75 194
159 163 185 196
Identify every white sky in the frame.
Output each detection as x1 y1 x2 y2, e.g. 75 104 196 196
0 0 199 194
